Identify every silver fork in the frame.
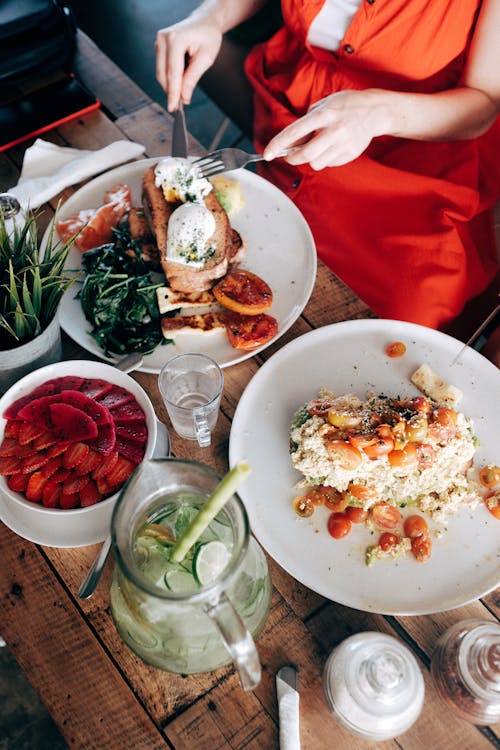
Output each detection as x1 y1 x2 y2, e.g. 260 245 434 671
193 146 296 178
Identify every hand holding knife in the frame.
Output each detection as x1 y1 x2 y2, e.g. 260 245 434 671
277 665 301 749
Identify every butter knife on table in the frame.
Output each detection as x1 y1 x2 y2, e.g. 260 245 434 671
276 665 301 749
171 100 188 158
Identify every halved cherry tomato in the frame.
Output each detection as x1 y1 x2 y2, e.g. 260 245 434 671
379 532 400 551
292 496 314 518
345 506 368 523
213 269 273 315
349 433 377 450
407 396 431 415
327 512 352 539
307 398 337 417
327 409 362 428
427 407 457 443
388 442 418 468
405 414 428 443
304 485 347 511
411 534 432 562
485 490 500 520
224 312 278 351
371 503 402 529
479 465 500 489
345 483 378 503
362 424 394 460
385 341 406 358
326 440 362 470
403 514 429 539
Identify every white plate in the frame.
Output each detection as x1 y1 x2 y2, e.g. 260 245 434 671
229 319 500 615
55 158 316 371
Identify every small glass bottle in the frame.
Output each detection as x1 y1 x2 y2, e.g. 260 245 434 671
322 632 425 741
431 619 500 725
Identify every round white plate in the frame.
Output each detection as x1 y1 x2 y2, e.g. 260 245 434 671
55 158 316 371
229 319 500 615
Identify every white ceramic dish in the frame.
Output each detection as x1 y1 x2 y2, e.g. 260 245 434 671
54 158 317 371
0 360 158 548
229 319 500 615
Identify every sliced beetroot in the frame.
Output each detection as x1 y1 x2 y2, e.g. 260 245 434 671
108 399 145 422
98 386 135 410
115 434 146 464
79 378 114 400
114 420 148 444
86 420 116 456
3 382 57 420
57 390 111 426
49 403 98 443
46 376 85 392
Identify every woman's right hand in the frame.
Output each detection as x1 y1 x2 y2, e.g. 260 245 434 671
156 15 224 111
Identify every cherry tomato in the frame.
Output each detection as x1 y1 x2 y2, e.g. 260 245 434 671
213 269 273 315
428 407 457 443
407 396 431 415
292 496 314 518
403 514 429 539
485 490 500 520
327 409 362 428
405 414 428 443
320 486 349 512
326 440 362 470
327 512 352 539
479 465 500 489
224 312 278 351
362 424 394 460
345 506 368 523
385 341 406 358
307 398 337 417
379 532 400 551
346 483 378 502
416 443 436 469
411 534 432 562
371 503 402 530
349 433 377 450
303 488 325 506
388 442 418 468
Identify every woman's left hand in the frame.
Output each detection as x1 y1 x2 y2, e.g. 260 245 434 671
263 89 388 169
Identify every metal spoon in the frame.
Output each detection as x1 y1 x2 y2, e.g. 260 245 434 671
77 351 147 600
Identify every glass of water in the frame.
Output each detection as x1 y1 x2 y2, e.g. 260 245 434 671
158 353 223 447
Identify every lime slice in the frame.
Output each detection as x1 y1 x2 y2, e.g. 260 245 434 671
170 460 251 563
193 541 231 586
164 568 200 592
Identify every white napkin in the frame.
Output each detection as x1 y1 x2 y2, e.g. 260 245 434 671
6 138 145 211
277 672 301 750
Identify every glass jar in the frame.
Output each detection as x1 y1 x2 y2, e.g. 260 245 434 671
431 619 500 725
323 632 425 741
109 459 272 691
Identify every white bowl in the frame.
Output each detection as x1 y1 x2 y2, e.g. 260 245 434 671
0 360 158 548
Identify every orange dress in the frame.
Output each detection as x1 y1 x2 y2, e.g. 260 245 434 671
245 0 500 329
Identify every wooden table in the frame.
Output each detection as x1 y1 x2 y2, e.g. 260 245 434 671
1 32 499 750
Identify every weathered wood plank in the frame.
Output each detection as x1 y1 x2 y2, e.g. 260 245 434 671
0 525 168 750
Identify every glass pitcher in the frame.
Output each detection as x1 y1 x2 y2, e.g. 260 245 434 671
109 458 272 690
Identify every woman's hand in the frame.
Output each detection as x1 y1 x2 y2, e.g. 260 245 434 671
263 90 388 169
156 16 224 111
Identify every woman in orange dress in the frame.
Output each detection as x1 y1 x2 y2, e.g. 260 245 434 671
156 0 500 333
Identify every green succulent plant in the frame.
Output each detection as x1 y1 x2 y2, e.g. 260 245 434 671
0 208 77 350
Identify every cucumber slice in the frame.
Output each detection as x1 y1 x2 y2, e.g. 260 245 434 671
193 541 231 586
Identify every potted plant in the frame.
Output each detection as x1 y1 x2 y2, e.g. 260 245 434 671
0 204 77 394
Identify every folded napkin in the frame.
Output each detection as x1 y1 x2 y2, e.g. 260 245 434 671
7 138 145 212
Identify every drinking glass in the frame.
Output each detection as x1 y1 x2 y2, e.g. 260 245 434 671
158 353 223 447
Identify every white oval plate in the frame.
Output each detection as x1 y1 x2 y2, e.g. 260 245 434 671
55 158 316 371
229 319 500 615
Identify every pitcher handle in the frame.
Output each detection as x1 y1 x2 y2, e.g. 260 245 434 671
205 591 261 691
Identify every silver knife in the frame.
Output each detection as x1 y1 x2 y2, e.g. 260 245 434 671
276 665 301 749
171 100 188 158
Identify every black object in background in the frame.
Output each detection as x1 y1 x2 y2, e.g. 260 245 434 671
0 75 100 152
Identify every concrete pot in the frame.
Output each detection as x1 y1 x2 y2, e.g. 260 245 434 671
0 313 62 396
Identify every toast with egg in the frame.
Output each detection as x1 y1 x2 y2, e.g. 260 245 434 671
142 163 245 293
